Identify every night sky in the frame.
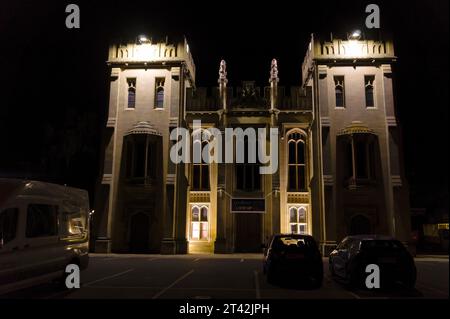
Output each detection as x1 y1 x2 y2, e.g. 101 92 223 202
1 0 448 215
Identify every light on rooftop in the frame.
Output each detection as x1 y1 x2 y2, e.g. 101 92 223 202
138 35 150 44
348 30 362 40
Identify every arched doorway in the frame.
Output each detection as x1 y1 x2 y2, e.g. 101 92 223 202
129 212 150 253
350 214 371 235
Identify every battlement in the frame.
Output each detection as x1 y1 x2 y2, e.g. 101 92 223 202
302 33 396 84
186 84 312 112
107 36 196 82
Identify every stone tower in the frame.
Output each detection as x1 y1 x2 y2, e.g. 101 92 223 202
94 36 195 253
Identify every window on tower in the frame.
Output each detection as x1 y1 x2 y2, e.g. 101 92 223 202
155 78 165 109
365 75 375 107
334 76 345 108
127 78 136 108
125 134 157 184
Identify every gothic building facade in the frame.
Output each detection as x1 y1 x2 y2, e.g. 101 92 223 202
93 34 411 255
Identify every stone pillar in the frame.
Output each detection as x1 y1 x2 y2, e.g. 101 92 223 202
215 60 229 253
95 68 120 253
161 63 189 254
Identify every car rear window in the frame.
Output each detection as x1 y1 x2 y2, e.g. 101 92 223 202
272 236 317 252
360 240 404 250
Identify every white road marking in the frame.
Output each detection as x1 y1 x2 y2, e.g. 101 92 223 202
43 268 135 299
240 259 244 262
416 283 448 297
84 269 135 287
346 290 361 299
254 270 261 299
193 258 200 262
152 269 194 299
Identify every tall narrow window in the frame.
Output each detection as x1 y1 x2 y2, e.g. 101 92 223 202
287 132 307 192
289 206 308 234
236 136 261 191
365 75 375 107
192 140 210 191
334 76 345 107
155 78 165 109
127 78 136 108
191 206 209 240
342 134 378 186
125 135 157 184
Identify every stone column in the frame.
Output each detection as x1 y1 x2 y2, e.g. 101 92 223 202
215 60 229 253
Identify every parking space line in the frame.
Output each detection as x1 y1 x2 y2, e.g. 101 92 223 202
346 290 361 299
193 258 200 262
416 283 448 297
254 270 261 299
84 268 135 287
152 269 194 299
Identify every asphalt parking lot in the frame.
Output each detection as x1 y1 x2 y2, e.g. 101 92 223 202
2 254 448 299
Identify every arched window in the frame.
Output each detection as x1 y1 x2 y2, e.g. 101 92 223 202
365 75 375 107
334 76 345 107
125 134 156 184
287 131 307 192
289 206 308 234
190 205 209 240
236 136 261 191
127 78 136 108
155 78 165 109
192 140 210 191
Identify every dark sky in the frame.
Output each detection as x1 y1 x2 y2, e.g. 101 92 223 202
1 0 448 211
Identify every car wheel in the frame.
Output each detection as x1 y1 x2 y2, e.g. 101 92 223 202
402 272 417 290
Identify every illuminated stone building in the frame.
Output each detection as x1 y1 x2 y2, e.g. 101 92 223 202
93 33 411 254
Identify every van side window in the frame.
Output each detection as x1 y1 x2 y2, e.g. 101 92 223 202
26 204 58 238
0 208 18 244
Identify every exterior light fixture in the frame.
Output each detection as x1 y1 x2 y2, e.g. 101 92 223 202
348 30 362 40
138 35 150 44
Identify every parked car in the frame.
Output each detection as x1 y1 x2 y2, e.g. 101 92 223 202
0 179 90 295
263 234 323 287
329 235 416 289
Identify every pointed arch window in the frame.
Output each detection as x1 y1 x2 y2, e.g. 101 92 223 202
365 75 375 107
289 206 308 234
334 76 345 107
155 78 165 109
127 78 136 108
190 205 209 240
287 131 307 192
192 139 210 191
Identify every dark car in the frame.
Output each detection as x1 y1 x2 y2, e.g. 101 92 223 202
263 234 323 287
329 235 416 289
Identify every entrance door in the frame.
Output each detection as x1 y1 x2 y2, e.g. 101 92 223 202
130 212 150 253
235 213 262 253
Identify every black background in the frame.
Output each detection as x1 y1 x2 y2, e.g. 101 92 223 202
0 0 448 215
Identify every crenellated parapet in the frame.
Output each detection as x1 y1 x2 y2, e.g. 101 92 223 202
302 33 396 85
107 36 196 82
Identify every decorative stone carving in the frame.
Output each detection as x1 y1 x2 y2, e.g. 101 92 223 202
269 58 279 83
218 59 227 83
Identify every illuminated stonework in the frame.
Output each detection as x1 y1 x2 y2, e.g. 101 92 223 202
94 34 411 255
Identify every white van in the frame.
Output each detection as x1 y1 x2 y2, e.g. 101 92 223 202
0 179 89 295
